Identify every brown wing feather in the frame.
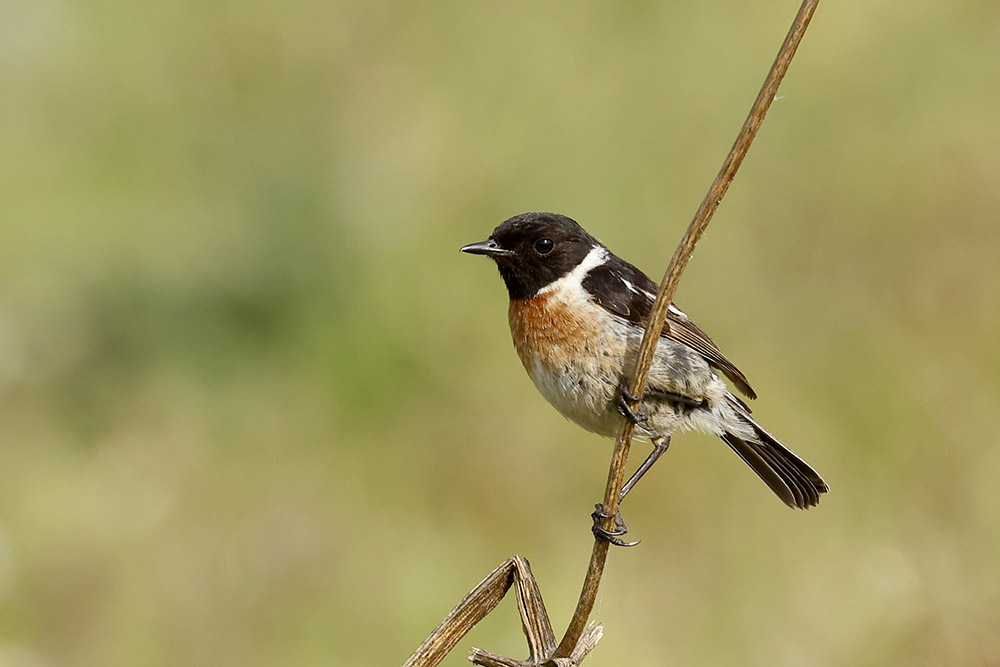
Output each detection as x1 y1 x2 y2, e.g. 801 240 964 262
664 307 756 400
582 253 757 400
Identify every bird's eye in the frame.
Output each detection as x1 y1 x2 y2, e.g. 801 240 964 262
534 238 554 256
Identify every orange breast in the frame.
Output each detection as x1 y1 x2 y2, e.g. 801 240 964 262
508 293 595 375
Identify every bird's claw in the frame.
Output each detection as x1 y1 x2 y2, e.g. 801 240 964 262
591 504 640 547
617 380 648 427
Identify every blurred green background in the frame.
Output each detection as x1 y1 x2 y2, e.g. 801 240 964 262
2 0 998 664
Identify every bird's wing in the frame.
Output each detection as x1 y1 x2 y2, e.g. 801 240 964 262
582 253 757 400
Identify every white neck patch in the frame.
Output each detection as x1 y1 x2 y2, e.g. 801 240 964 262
536 245 609 299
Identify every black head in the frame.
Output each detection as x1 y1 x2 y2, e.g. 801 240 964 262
461 212 601 300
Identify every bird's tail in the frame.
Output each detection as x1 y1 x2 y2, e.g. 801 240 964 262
720 394 829 509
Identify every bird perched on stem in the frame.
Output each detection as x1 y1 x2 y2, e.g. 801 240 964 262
462 212 828 544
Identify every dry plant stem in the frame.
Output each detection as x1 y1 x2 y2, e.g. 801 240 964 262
404 556 571 667
471 625 603 667
553 0 821 658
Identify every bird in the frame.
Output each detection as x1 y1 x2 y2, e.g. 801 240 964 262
461 212 828 543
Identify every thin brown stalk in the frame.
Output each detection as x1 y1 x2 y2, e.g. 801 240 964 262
553 0 821 658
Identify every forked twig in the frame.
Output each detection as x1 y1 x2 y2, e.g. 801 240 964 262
403 555 601 667
553 0 820 657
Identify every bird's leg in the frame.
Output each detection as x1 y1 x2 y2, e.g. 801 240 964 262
600 383 672 546
619 435 671 503
591 504 639 547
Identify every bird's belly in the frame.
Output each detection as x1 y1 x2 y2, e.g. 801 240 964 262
509 293 628 437
526 357 622 437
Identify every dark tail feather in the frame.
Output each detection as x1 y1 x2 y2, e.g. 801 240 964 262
721 405 829 509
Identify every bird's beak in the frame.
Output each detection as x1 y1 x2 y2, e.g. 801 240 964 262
460 239 514 257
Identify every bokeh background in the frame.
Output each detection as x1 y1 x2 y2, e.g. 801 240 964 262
2 0 998 665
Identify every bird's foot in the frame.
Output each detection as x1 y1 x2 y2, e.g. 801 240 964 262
617 381 648 427
591 504 640 547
